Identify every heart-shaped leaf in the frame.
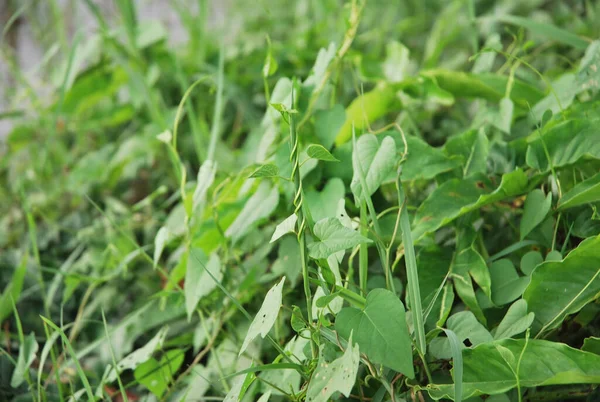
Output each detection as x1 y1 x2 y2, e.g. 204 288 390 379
335 289 414 377
351 134 396 202
308 218 372 259
307 144 339 162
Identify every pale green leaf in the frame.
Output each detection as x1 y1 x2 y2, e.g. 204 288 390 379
185 250 222 320
134 349 184 397
351 135 397 202
153 227 171 269
225 182 279 243
270 214 297 243
193 160 217 211
305 334 360 402
250 164 279 178
520 189 552 240
107 327 169 382
493 300 535 340
335 289 415 377
306 144 339 162
11 332 38 388
308 218 372 259
240 277 286 355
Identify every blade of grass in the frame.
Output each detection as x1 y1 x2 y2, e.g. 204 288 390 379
40 316 95 401
396 169 426 356
442 328 463 402
101 310 129 402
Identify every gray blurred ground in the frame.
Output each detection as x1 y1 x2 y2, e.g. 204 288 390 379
0 0 228 138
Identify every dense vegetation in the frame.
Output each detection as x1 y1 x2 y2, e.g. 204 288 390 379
2 1 600 401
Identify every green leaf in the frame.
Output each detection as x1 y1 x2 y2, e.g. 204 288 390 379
526 118 600 171
315 105 346 149
425 339 600 400
493 300 535 340
335 289 415 377
351 135 397 202
107 327 169 382
306 144 339 162
10 332 38 388
430 312 492 360
582 337 600 355
558 171 600 210
308 218 372 259
240 277 286 355
520 251 543 276
530 74 578 122
442 329 463 402
250 164 280 178
463 128 489 177
393 135 460 181
577 41 600 91
193 160 217 211
153 227 170 269
305 334 360 402
185 250 222 320
225 182 280 243
413 169 528 241
263 38 278 78
270 214 297 243
305 178 345 222
490 259 530 306
524 235 600 336
134 349 185 397
497 15 589 49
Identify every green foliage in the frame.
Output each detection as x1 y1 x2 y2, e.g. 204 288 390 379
2 1 600 401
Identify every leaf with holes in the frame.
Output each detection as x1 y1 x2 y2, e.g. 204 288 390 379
305 334 360 402
335 289 414 377
240 277 286 355
308 218 372 259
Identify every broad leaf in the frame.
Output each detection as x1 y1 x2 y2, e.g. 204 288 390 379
153 227 170 269
270 214 297 243
185 250 222 320
489 259 530 306
225 182 279 243
335 289 414 377
193 160 217 211
430 312 492 359
134 349 185 397
526 118 600 171
524 235 600 335
520 251 543 276
305 178 345 222
520 189 552 240
413 169 528 241
390 134 460 181
351 134 397 202
250 164 279 178
240 277 286 355
558 171 600 210
308 218 372 259
425 339 600 400
315 105 346 149
306 144 339 162
107 327 169 382
305 335 360 402
493 300 535 340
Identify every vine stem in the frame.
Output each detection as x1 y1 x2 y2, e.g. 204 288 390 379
289 81 317 359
